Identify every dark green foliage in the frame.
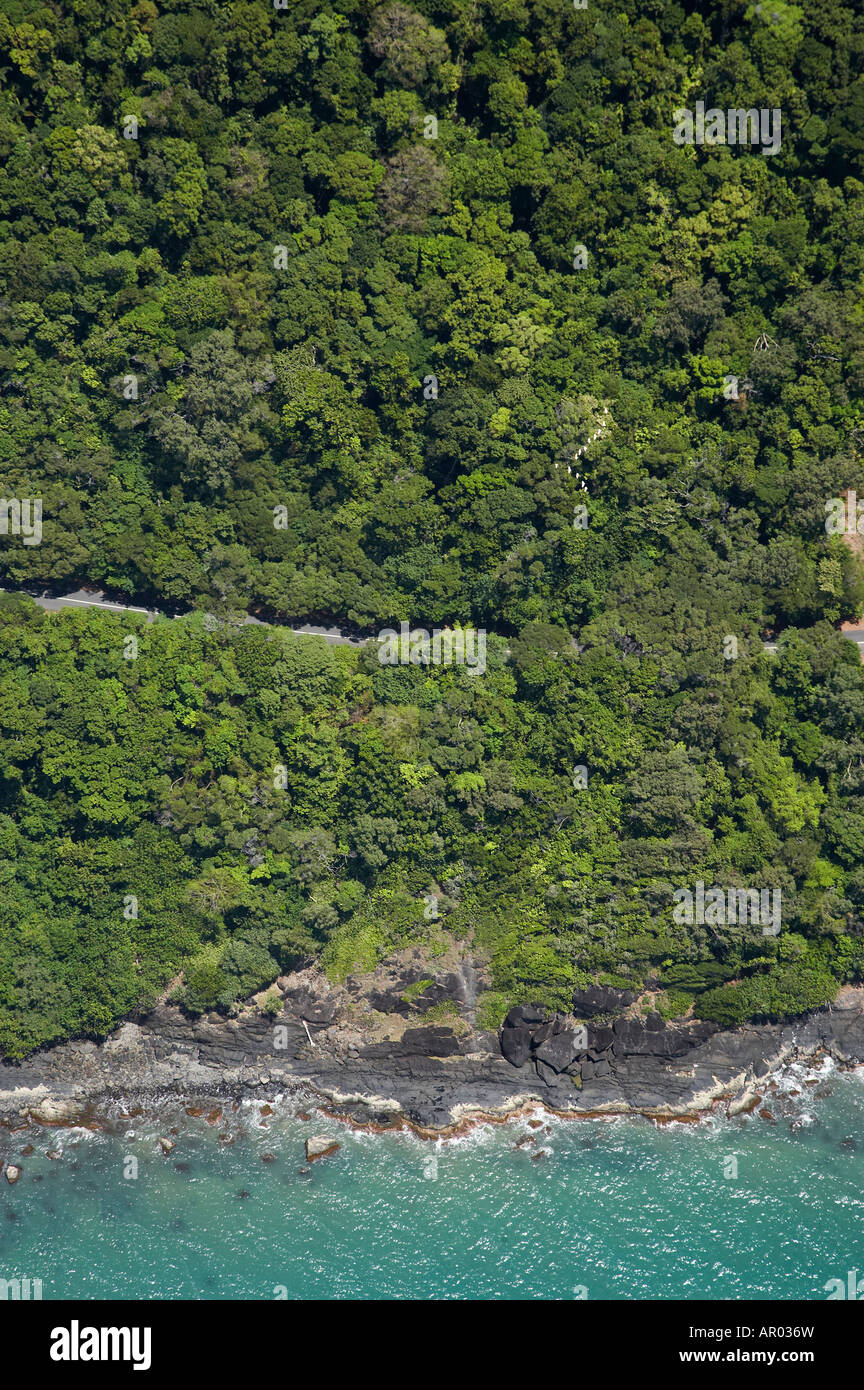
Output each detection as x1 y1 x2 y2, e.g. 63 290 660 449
0 1 863 1054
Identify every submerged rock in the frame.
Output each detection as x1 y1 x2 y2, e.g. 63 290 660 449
31 1097 83 1125
305 1136 340 1162
728 1090 761 1117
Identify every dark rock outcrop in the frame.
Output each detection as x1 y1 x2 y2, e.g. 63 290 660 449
1 983 864 1134
587 1025 614 1053
503 1005 549 1029
571 986 637 1018
532 1021 585 1074
500 1026 534 1068
611 1016 717 1059
361 1026 461 1059
360 961 484 1020
281 989 339 1027
500 1007 590 1080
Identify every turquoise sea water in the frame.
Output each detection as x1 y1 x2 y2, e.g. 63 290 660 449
2 1058 863 1301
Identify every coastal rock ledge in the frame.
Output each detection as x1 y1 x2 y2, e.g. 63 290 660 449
1 982 863 1133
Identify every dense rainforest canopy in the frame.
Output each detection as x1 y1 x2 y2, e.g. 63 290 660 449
1 0 864 1057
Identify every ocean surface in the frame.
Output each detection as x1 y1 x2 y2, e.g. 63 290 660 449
2 1058 863 1301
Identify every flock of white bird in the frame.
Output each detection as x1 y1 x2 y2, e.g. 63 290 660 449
554 404 610 491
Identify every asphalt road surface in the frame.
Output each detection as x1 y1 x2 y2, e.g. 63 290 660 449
2 587 864 661
841 625 864 658
0 588 366 646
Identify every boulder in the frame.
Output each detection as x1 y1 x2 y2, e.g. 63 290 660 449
571 985 637 1018
533 1021 587 1074
31 1097 83 1125
305 1136 340 1163
728 1090 761 1117
500 1026 534 1068
284 990 338 1026
158 1137 175 1155
4 1164 21 1185
534 1058 559 1087
587 1024 615 1053
503 1004 548 1029
366 992 394 1014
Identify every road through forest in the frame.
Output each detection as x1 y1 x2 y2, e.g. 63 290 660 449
2 585 864 661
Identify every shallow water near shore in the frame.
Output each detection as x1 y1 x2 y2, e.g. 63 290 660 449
1 1059 863 1301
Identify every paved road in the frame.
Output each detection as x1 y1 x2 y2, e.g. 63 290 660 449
841 625 864 659
24 589 153 618
765 626 864 662
3 587 864 662
0 588 367 646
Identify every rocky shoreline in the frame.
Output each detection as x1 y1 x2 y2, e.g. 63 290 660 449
2 956 864 1135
